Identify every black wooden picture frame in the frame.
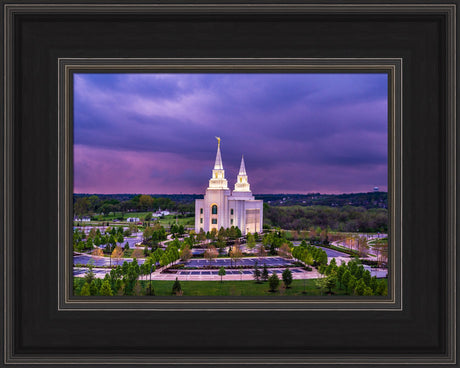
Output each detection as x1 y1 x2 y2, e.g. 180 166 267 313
1 1 457 367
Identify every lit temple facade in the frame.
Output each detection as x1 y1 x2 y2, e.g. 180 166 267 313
195 138 263 236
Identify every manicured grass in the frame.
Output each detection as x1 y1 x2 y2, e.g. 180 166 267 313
139 279 351 296
74 277 388 296
157 215 195 227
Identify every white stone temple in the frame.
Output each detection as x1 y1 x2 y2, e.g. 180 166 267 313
195 138 263 235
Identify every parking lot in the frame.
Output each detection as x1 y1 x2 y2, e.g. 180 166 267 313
181 256 295 268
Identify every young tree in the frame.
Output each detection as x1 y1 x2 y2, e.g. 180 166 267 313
341 269 351 290
80 282 91 296
124 242 130 251
172 277 182 295
278 243 292 259
363 287 373 296
315 277 328 296
218 266 226 283
282 268 293 288
84 264 95 284
354 278 367 296
257 245 267 259
326 272 337 294
268 273 280 292
261 264 269 282
376 279 388 295
99 279 113 296
253 263 261 283
180 244 193 262
91 248 103 257
357 236 369 257
246 232 256 250
204 245 218 266
230 244 243 268
347 275 358 295
111 246 124 266
131 248 144 259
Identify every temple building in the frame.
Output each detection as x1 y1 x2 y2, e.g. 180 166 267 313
195 138 263 235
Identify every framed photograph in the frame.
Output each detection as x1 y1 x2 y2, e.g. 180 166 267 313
65 60 398 305
2 1 456 366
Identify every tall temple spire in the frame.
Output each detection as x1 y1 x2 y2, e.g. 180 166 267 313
234 155 251 193
214 136 223 170
208 137 228 189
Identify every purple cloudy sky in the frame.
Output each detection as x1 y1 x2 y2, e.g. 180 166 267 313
74 73 388 194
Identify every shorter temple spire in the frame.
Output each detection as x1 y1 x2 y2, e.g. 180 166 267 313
238 155 247 176
233 155 251 193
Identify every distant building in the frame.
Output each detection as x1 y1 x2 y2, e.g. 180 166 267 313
195 138 263 236
74 217 90 222
373 187 379 192
127 217 140 223
152 210 170 217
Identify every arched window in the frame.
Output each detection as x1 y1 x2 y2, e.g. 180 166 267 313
212 205 218 214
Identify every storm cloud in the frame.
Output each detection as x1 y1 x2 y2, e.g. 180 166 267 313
74 73 388 194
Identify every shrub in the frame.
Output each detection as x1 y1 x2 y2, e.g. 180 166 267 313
268 273 280 292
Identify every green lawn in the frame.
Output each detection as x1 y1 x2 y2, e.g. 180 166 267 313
140 279 351 296
74 277 388 296
74 213 195 228
157 215 195 227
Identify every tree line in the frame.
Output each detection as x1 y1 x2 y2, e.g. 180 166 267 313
74 194 193 218
263 204 387 233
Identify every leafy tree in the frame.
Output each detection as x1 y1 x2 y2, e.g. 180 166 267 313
376 280 387 295
257 245 267 258
172 277 182 295
246 233 256 250
326 258 338 276
111 246 124 266
362 270 372 286
253 261 261 283
180 244 192 262
261 264 269 282
347 275 357 295
218 267 226 283
326 272 337 294
159 253 170 267
282 268 293 288
363 287 373 296
230 244 243 267
315 277 328 295
268 273 280 292
131 248 144 259
354 279 367 296
89 279 99 295
124 242 130 251
278 243 292 258
337 263 346 287
341 269 351 290
100 279 113 296
117 234 124 243
204 245 218 266
357 236 369 257
84 265 95 284
80 282 91 296
91 248 103 257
